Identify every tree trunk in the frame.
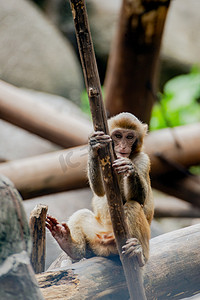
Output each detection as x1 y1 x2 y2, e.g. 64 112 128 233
104 0 171 124
37 224 200 300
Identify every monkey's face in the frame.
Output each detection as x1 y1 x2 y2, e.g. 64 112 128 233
111 128 137 159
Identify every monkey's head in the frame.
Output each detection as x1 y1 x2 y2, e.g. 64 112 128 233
108 112 148 158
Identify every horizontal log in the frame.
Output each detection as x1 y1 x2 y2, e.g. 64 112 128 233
0 147 88 199
153 174 200 208
154 196 200 218
0 80 91 148
37 224 200 300
145 123 200 176
0 123 199 200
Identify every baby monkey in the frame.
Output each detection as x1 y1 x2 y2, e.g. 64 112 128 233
46 112 154 266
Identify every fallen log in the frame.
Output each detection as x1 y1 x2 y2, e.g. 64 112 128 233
0 175 44 300
37 223 200 300
0 123 199 201
0 80 91 148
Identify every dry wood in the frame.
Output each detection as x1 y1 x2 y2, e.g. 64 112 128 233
0 146 88 199
0 80 91 148
37 224 200 300
0 123 199 203
69 1 146 299
29 204 48 274
104 0 171 124
0 175 44 300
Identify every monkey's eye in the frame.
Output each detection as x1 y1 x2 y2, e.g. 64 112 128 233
114 134 122 139
126 135 134 140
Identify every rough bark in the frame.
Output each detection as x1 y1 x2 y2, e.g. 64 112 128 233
29 204 48 273
37 224 200 300
0 175 44 300
0 123 199 202
104 0 171 124
0 80 91 148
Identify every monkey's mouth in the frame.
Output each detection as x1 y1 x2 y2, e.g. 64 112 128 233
116 152 129 157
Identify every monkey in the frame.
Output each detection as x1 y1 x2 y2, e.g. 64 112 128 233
46 112 154 267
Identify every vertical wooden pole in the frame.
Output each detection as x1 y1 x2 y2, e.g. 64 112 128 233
104 0 171 123
29 204 48 274
69 1 147 299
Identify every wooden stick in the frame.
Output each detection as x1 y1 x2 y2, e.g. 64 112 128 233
69 1 146 299
29 204 48 274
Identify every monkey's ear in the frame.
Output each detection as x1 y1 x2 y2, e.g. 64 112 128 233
143 124 148 134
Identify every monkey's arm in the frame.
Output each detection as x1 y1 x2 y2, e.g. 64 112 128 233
88 148 105 196
88 131 112 196
126 153 151 205
113 153 150 205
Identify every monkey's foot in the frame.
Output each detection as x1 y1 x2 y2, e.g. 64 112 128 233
46 215 72 253
96 232 116 246
122 238 145 267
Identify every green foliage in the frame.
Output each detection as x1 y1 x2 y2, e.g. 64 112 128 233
80 87 105 117
80 89 91 116
150 67 200 130
189 165 200 175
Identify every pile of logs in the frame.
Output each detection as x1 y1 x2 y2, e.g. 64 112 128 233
1 175 200 299
0 79 200 206
0 0 200 298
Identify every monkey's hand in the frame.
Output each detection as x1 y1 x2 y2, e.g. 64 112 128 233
122 238 146 267
46 215 72 254
89 131 112 155
113 157 134 177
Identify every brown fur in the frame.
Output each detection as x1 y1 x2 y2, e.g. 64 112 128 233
108 112 148 154
47 113 154 264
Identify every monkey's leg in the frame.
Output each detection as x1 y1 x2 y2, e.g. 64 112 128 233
124 202 150 266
